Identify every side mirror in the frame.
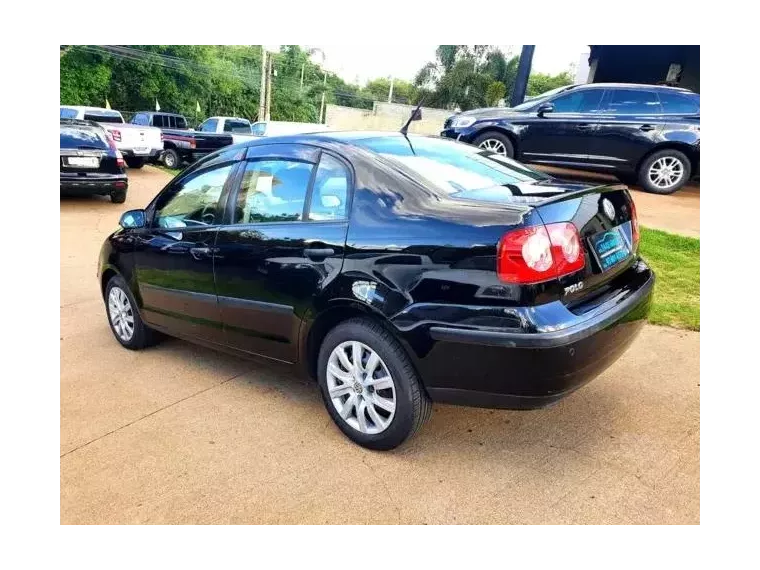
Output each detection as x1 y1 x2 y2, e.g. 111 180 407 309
119 209 146 229
537 102 554 117
321 195 341 208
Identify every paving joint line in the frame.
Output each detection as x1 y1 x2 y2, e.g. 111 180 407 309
60 370 250 459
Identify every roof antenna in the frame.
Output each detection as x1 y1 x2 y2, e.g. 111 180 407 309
400 96 425 136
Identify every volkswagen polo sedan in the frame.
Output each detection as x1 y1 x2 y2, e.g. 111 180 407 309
98 132 654 450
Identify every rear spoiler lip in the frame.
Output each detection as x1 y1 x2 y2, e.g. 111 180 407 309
531 183 630 207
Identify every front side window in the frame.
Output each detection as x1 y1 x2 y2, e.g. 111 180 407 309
223 119 252 133
602 89 662 115
550 89 604 113
60 107 79 119
155 164 233 231
309 155 349 221
153 115 165 128
132 113 149 126
234 160 314 224
251 122 267 136
199 119 218 133
174 115 187 129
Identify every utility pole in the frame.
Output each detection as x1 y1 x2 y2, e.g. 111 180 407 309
258 46 267 121
510 45 535 107
300 62 305 92
265 54 273 121
388 76 394 103
319 71 327 123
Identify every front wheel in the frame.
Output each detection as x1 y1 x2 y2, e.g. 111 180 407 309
472 131 515 158
638 149 691 195
104 275 161 350
317 318 431 450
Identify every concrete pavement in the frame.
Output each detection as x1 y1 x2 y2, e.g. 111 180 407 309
60 167 699 524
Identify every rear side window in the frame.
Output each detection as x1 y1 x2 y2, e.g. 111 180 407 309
60 126 109 150
309 155 349 221
659 92 700 114
550 89 604 113
234 160 314 224
223 119 252 133
60 107 78 119
602 89 662 114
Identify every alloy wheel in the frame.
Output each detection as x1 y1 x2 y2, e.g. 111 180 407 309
478 138 507 155
648 156 684 190
108 287 135 342
326 341 396 434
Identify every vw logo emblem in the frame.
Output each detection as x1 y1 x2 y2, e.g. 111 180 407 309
602 198 615 221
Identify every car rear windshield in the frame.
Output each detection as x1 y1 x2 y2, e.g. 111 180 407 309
224 119 252 133
355 136 552 203
60 126 109 150
83 111 123 124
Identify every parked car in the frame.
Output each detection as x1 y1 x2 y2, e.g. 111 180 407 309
130 112 233 169
60 106 162 169
98 132 653 450
441 83 700 194
197 116 258 144
250 120 332 137
60 119 128 203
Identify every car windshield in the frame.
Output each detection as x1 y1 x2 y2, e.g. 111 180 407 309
355 136 551 203
511 85 573 111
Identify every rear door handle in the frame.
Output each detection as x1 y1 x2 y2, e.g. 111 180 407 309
639 124 656 132
304 248 335 260
576 124 595 130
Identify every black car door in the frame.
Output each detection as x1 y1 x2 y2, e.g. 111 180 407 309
214 144 350 363
590 88 665 171
133 151 242 344
518 88 605 167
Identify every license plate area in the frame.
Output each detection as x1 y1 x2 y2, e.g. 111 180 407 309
133 147 149 155
589 226 631 272
64 156 100 168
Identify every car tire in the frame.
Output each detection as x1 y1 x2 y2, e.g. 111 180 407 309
104 275 161 350
317 317 432 450
125 157 145 169
110 189 127 204
162 149 180 169
472 131 515 158
638 149 691 195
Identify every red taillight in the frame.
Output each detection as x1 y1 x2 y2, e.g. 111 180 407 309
630 199 640 251
109 129 122 142
497 222 585 284
190 140 196 149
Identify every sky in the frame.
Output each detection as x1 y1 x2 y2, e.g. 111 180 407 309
309 45 590 85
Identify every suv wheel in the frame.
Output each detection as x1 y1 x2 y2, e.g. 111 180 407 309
126 157 145 169
110 188 127 204
104 275 161 350
317 318 431 450
638 149 691 195
472 131 514 158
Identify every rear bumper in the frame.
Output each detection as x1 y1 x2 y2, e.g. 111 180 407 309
121 148 161 159
396 261 654 409
60 174 128 195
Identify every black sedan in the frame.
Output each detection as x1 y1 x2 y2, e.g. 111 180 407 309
98 132 654 450
441 83 700 194
60 119 128 203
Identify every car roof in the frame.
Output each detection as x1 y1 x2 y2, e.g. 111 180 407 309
232 130 441 150
573 82 695 93
60 118 103 130
136 111 184 116
61 106 123 113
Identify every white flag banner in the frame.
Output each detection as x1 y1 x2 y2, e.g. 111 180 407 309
155 99 161 111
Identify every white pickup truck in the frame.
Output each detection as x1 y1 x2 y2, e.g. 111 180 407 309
59 106 163 168
197 116 258 144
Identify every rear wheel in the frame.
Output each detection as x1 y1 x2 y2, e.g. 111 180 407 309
473 131 514 158
317 318 431 450
638 149 691 195
104 275 161 350
110 188 127 203
162 148 180 169
125 156 145 169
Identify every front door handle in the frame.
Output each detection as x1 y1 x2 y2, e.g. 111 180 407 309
576 124 595 130
639 124 656 132
304 248 335 260
190 247 217 260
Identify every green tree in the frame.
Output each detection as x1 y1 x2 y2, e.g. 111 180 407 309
485 81 506 106
527 71 574 97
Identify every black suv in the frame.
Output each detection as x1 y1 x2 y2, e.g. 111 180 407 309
441 83 700 194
